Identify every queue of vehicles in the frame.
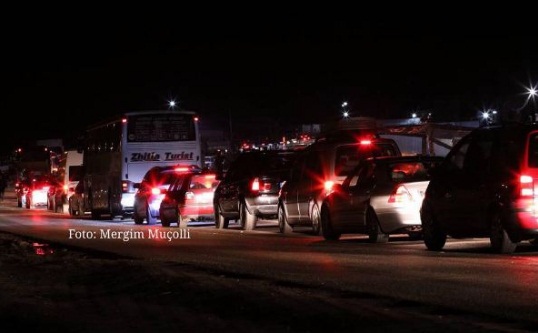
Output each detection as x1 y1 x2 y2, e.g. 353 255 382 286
12 111 538 255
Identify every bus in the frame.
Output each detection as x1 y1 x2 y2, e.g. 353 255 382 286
81 110 202 219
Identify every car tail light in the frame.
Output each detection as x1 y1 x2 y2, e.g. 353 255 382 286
63 184 68 194
121 181 129 193
324 180 335 191
520 175 534 197
151 187 161 195
360 140 372 145
388 185 412 203
250 178 272 192
251 178 260 192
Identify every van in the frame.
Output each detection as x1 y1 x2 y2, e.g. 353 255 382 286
278 132 401 234
48 150 83 212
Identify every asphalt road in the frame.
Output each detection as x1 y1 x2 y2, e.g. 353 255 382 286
1 187 537 332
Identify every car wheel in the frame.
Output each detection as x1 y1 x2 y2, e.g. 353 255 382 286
146 203 157 225
421 204 446 251
320 204 341 241
161 218 171 227
278 204 293 234
214 204 229 229
367 207 389 243
311 204 322 235
239 200 256 231
490 211 517 254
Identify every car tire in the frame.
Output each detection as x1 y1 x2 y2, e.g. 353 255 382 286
239 200 256 231
367 207 389 243
320 204 341 241
311 204 322 235
278 204 293 234
421 204 446 251
214 204 230 229
161 218 171 227
146 203 157 225
490 211 517 254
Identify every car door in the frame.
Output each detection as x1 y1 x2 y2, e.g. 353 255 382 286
329 161 373 230
280 156 303 222
297 151 323 222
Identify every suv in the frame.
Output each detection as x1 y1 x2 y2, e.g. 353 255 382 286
278 133 401 235
421 123 538 254
213 150 297 230
133 164 201 225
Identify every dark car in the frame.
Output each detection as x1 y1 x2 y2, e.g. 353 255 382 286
21 176 59 209
421 123 538 254
309 155 444 241
213 150 297 230
159 171 220 227
278 134 402 235
133 164 202 225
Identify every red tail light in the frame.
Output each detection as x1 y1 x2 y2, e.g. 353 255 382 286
360 140 372 145
324 180 335 192
388 185 411 203
251 178 260 191
520 175 534 197
151 187 161 195
251 178 272 192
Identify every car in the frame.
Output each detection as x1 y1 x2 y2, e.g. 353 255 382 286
420 123 538 254
133 164 202 225
213 150 297 230
304 155 443 241
278 132 402 235
159 171 220 227
23 176 59 209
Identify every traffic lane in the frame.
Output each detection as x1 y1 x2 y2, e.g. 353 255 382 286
1 206 538 325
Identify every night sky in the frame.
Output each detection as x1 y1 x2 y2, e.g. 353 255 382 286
2 9 537 155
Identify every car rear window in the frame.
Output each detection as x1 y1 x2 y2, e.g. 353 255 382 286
335 143 400 176
388 162 430 182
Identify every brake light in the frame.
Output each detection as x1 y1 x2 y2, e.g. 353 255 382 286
251 178 260 191
324 180 335 191
151 187 161 195
388 185 411 203
175 167 189 172
63 184 68 194
360 140 372 145
520 175 534 197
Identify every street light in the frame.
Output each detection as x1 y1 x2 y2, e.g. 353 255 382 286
341 101 349 118
168 100 177 110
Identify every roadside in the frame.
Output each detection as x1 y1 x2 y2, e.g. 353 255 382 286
0 187 535 332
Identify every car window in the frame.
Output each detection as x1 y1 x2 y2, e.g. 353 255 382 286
445 136 470 171
389 162 430 182
190 174 219 189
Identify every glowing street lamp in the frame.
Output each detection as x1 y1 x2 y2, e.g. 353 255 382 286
168 100 177 109
341 101 349 118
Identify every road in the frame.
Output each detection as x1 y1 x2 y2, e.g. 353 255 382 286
1 188 538 332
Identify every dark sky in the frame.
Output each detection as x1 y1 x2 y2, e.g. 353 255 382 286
2 9 537 154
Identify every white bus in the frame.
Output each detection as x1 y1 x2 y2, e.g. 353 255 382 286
81 110 202 219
